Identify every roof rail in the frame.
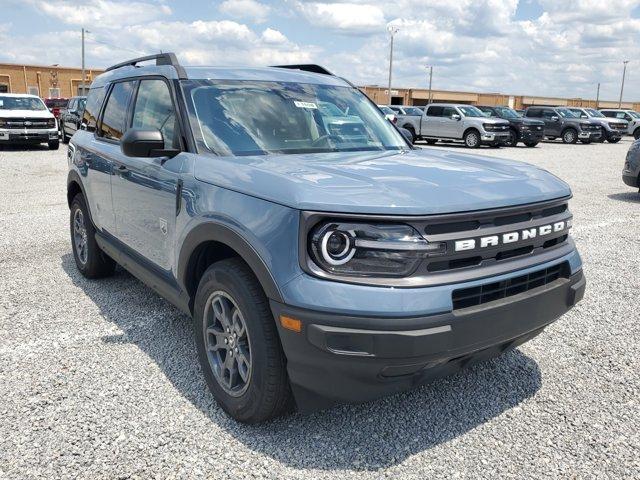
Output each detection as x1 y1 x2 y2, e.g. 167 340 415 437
271 64 335 76
105 52 187 79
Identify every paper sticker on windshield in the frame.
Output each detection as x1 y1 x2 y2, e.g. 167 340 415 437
294 101 317 109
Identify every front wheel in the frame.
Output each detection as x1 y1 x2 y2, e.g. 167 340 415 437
580 139 591 144
61 127 69 144
48 140 60 150
608 137 621 143
464 129 480 148
505 129 518 147
194 258 292 423
70 194 116 278
524 141 539 147
634 128 640 140
562 129 578 144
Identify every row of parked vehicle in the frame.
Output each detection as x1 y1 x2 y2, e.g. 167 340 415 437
379 103 640 148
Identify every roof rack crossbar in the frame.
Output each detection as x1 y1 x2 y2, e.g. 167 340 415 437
105 52 187 79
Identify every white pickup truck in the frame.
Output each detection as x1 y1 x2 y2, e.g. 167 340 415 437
395 103 511 148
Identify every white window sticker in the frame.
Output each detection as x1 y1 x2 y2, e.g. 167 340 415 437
294 101 317 109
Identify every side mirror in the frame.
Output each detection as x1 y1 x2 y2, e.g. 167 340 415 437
551 116 559 121
384 113 397 124
121 128 179 159
398 127 413 143
451 114 461 121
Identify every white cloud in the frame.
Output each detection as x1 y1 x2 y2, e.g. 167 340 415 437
219 0 271 23
28 0 172 28
294 2 385 34
261 28 288 44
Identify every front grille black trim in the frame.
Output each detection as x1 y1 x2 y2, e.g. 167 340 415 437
452 262 569 310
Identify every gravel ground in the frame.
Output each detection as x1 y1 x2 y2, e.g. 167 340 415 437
0 138 638 479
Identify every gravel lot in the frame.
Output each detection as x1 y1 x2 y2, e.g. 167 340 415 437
1 138 639 479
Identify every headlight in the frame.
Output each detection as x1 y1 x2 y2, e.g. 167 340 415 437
0 118 6 128
308 221 446 277
47 118 56 128
521 125 530 131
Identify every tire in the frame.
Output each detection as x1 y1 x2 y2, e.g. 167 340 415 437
562 128 578 144
61 126 69 144
634 128 640 140
580 139 591 144
608 137 621 143
425 139 437 145
48 140 60 150
403 125 416 143
69 194 116 279
464 129 480 148
505 128 518 147
524 141 539 147
194 258 291 423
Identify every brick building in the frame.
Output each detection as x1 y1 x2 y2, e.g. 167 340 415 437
0 62 104 98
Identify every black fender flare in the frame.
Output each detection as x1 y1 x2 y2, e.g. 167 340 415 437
66 170 95 224
177 222 284 304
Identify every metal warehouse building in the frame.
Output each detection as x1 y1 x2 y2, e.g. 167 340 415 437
0 63 104 98
360 85 640 111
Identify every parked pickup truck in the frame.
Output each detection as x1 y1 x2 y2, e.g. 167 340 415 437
59 95 86 143
567 107 627 143
67 53 585 423
389 105 424 141
477 105 545 147
400 103 511 147
525 106 601 144
599 109 640 139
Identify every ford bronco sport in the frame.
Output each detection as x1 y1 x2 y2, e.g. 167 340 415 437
67 54 586 423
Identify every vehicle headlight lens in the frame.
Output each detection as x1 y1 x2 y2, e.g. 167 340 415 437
47 118 56 128
521 125 530 131
309 221 446 277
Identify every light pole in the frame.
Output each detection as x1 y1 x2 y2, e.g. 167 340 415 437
619 60 629 108
80 28 92 95
595 82 600 109
426 65 433 105
387 25 399 105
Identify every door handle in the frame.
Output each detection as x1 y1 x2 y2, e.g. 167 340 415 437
116 164 129 174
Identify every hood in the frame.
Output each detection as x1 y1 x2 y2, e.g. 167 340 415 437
474 117 509 125
193 148 571 215
510 117 545 126
0 109 54 119
597 117 628 126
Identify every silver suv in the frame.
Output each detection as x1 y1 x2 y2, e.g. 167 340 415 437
403 103 510 148
599 109 640 139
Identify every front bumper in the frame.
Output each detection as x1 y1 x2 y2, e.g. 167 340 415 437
519 129 544 142
623 171 639 187
480 132 510 145
274 266 585 412
578 131 601 140
0 128 58 144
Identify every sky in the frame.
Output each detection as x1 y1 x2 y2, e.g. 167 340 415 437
1 0 639 101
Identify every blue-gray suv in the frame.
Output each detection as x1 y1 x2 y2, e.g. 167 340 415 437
67 53 586 423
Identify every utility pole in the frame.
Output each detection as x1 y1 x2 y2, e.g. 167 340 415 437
595 82 600 109
619 60 629 108
81 28 86 96
426 65 433 104
387 25 399 105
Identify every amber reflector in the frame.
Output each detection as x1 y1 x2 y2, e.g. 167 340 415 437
280 315 302 333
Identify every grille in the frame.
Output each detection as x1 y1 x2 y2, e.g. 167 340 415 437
2 118 53 129
611 123 627 130
581 124 600 132
452 262 569 310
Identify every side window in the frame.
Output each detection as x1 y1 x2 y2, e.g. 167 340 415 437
442 107 457 118
98 81 135 141
426 106 443 117
131 79 177 149
542 110 556 119
526 108 540 117
624 113 632 120
81 87 106 132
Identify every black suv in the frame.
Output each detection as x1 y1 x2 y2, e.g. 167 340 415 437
525 106 601 144
59 96 86 143
477 105 544 147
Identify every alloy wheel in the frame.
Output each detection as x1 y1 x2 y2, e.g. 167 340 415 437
73 208 88 265
204 291 252 397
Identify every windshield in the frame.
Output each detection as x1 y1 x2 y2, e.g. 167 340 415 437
584 108 604 118
45 98 68 108
556 108 578 118
184 80 407 156
457 105 486 117
0 96 47 111
629 111 640 119
403 107 423 116
378 106 394 115
494 107 520 119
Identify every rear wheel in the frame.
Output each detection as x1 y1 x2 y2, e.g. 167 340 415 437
524 141 539 147
464 129 480 148
580 139 591 144
634 128 640 140
562 128 578 144
403 125 416 143
194 258 292 423
48 140 60 150
61 126 69 144
70 194 116 278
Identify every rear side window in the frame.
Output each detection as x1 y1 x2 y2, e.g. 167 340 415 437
442 106 457 118
99 81 135 140
82 87 106 132
526 108 541 117
132 79 177 149
426 106 443 117
542 110 556 119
